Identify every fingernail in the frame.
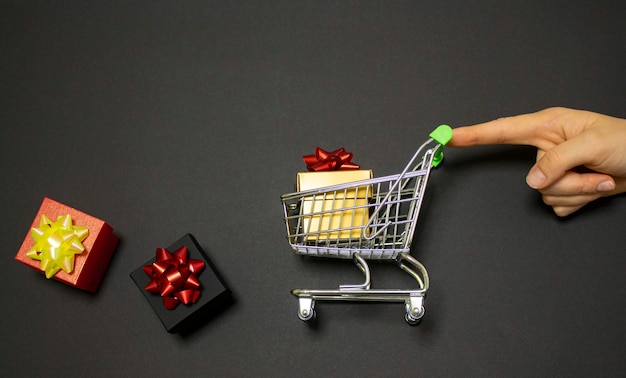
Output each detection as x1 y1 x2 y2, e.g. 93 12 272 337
526 167 546 189
596 180 615 192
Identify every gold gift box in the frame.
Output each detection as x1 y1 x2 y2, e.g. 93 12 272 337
296 170 373 241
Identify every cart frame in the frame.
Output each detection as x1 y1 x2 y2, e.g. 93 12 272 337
281 125 451 325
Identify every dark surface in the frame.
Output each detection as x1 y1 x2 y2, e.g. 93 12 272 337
1 1 625 376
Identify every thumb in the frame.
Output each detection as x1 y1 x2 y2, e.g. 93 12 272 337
525 137 589 189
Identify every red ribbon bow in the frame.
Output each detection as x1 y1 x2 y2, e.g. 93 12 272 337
143 246 205 310
303 147 360 172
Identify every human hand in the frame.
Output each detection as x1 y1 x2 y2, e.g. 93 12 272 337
449 107 626 216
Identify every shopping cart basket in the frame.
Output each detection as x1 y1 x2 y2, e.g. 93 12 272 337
281 125 452 325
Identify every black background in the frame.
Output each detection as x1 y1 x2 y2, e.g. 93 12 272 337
2 1 625 376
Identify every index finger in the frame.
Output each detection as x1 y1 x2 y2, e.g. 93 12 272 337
448 109 561 148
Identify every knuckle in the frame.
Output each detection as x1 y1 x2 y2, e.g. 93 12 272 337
539 149 564 170
553 208 567 217
544 106 567 113
552 206 573 217
541 194 557 205
573 179 592 195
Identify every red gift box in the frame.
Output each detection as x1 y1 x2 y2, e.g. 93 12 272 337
15 197 119 293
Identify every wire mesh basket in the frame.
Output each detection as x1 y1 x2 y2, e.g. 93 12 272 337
281 125 452 325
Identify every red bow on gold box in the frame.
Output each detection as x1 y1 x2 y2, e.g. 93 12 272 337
303 147 360 172
297 147 373 241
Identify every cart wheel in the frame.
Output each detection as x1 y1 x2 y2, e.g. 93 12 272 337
297 308 316 322
404 306 424 326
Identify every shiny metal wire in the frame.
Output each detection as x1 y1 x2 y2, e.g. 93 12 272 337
282 137 441 324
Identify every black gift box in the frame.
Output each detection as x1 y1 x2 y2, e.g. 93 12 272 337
130 233 231 333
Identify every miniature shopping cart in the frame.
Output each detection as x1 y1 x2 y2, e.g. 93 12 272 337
281 125 452 325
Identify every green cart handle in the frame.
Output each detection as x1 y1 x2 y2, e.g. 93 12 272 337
429 124 453 167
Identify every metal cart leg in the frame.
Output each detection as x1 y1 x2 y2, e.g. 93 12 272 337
339 253 371 290
291 253 428 325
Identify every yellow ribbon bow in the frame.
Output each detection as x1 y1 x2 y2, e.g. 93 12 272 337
26 214 88 278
